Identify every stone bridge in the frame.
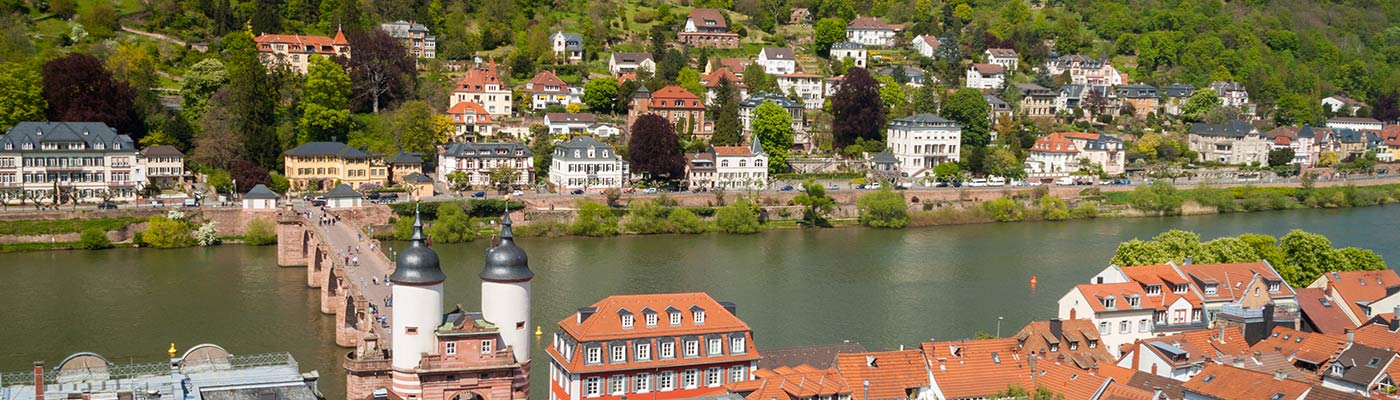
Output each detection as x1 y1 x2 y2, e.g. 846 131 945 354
275 208 396 349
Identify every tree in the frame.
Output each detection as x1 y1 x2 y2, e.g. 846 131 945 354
911 82 937 115
42 53 140 136
1181 88 1221 122
0 62 45 131
934 162 961 183
78 228 113 250
1110 239 1171 266
570 200 619 236
106 43 160 115
389 100 451 158
299 55 352 143
711 76 743 146
228 159 271 193
530 125 553 179
716 199 761 233
1152 230 1201 263
1317 151 1340 167
628 114 685 180
983 147 1025 180
446 171 472 193
222 31 280 169
677 67 704 98
1268 148 1295 167
243 218 278 246
1129 181 1184 215
752 100 795 174
180 59 228 119
830 67 885 150
427 203 477 243
813 18 846 57
1038 195 1070 221
992 384 1063 400
857 189 908 228
82 3 119 39
347 29 416 113
942 88 991 147
583 78 620 114
1280 229 1333 286
143 216 193 248
877 76 909 121
488 165 519 191
742 62 776 93
191 88 244 169
792 180 834 227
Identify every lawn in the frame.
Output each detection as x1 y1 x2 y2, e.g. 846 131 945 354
0 217 145 236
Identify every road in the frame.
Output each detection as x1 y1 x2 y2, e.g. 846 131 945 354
303 205 396 346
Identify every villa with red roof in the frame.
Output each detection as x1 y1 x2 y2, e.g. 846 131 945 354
524 70 582 111
444 101 495 141
700 67 747 104
627 85 711 138
451 61 512 116
546 293 759 400
680 8 739 48
1026 132 1080 176
255 29 350 73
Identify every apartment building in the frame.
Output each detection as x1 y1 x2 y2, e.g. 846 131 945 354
282 141 386 191
0 122 144 203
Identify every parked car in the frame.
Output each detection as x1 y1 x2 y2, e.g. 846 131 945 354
780 185 794 191
623 188 636 193
951 180 963 187
865 182 882 190
935 181 949 188
311 198 327 206
97 201 118 210
1054 177 1075 186
969 178 988 187
570 189 585 195
471 191 487 198
643 188 658 194
988 176 1007 186
511 190 524 196
182 199 200 207
827 184 839 191
379 194 398 203
366 192 381 200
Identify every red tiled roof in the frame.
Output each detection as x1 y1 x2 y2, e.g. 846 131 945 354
1030 362 1110 400
1318 270 1400 324
255 33 343 54
1275 135 1292 145
916 35 940 49
1136 328 1250 367
986 48 1018 58
526 70 569 94
729 365 852 400
1073 283 1146 312
1295 288 1355 336
702 68 745 88
548 293 760 374
1183 364 1312 399
446 101 492 123
645 85 706 110
971 63 1005 74
1058 132 1101 141
1032 132 1079 154
713 146 755 157
1014 319 1113 369
1119 263 1204 310
687 8 729 29
922 338 1032 399
1353 319 1400 351
1380 124 1400 140
1250 327 1346 366
1098 383 1157 400
847 17 891 30
778 73 823 79
835 350 931 400
1177 262 1288 303
455 62 503 92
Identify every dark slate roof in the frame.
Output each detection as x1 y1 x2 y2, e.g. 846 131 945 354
442 142 531 158
554 136 619 160
876 65 925 78
554 32 583 50
1329 344 1395 386
322 184 361 199
870 151 898 164
1163 83 1196 98
141 145 184 157
1115 84 1159 99
390 210 446 285
761 47 795 60
1 122 135 153
757 342 868 370
1015 82 1056 97
889 114 959 129
401 172 433 183
1189 120 1258 138
983 94 1010 109
740 92 803 109
284 142 375 158
1082 134 1123 151
387 152 424 164
1298 125 1318 139
243 184 280 199
481 212 533 282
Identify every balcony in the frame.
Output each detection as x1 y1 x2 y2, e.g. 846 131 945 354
343 351 392 373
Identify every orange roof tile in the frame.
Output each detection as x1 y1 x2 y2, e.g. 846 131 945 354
687 8 729 30
455 62 503 92
1295 287 1355 336
923 338 1033 399
835 350 931 399
1073 283 1147 312
729 366 851 400
1032 132 1079 154
645 85 706 110
1177 262 1289 303
1058 132 1102 141
1183 364 1313 400
713 146 755 157
548 293 759 374
255 33 343 55
1318 270 1400 324
971 63 1005 74
1098 382 1157 400
1120 263 1204 309
702 68 745 88
1352 319 1400 351
525 70 569 94
446 101 492 124
1014 320 1114 369
1030 362 1111 400
1250 327 1347 366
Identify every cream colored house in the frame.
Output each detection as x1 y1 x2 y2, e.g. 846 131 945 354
254 30 350 73
282 142 387 191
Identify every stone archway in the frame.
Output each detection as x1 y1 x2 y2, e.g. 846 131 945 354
449 392 483 400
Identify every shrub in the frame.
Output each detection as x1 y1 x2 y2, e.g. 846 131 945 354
1343 186 1384 207
570 201 619 236
143 216 193 248
1129 181 1184 215
715 199 761 234
1243 190 1293 211
77 228 112 250
1190 186 1237 212
244 219 277 246
668 208 708 234
856 190 909 228
1038 195 1071 221
1071 202 1100 219
514 220 569 237
428 203 477 243
195 222 220 246
983 198 1024 222
623 200 674 234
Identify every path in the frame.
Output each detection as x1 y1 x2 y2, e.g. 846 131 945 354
120 26 206 51
306 207 395 345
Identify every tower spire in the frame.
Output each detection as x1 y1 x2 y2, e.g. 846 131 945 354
410 203 426 244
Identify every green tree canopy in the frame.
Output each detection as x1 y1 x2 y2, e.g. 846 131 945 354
813 18 847 58
792 180 835 227
857 189 909 228
752 100 795 174
299 55 352 143
710 76 743 146
583 77 620 114
715 198 760 234
0 62 46 131
941 88 992 147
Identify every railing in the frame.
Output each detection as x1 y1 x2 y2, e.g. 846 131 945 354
0 352 296 386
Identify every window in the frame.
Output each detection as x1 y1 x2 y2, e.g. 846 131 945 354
1146 285 1161 295
611 345 626 362
685 340 699 357
730 366 746 382
636 343 651 360
659 371 676 391
646 313 657 327
610 375 626 395
481 340 493 354
585 377 601 397
1174 284 1189 294
660 341 675 358
1089 340 1098 348
635 373 651 392
1127 296 1140 308
1192 309 1202 321
1102 297 1116 309
1204 284 1218 295
694 310 706 324
1139 319 1150 332
622 314 634 329
682 369 699 389
445 342 457 356
1099 321 1110 334
706 367 722 387
587 347 602 364
708 338 722 355
1119 321 1130 334
731 337 745 353
670 312 682 325
1269 282 1281 293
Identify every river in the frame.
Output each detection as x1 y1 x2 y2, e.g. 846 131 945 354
3 206 1399 399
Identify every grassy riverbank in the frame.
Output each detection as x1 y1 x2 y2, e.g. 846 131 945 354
0 217 144 236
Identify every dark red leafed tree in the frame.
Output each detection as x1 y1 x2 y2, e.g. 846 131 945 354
228 159 271 191
345 29 417 113
829 67 885 150
628 114 685 180
42 53 141 136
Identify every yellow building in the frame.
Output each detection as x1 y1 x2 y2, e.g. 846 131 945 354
283 142 387 191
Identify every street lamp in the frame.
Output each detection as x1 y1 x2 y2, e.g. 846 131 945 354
996 316 1004 338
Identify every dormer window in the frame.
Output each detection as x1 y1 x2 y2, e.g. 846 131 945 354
1146 285 1161 295
670 311 681 325
1174 284 1188 294
694 310 706 324
1102 296 1116 309
1127 296 1140 308
1331 363 1344 376
645 312 657 327
611 344 626 362
1269 282 1281 293
1051 343 1061 352
1204 284 1218 295
587 347 602 364
1089 340 1098 348
621 314 634 329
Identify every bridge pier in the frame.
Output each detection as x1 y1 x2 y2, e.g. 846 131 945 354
307 242 326 288
276 213 309 267
321 267 340 315
335 284 356 347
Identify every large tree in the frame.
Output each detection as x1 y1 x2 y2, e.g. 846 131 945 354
389 100 451 159
191 88 244 169
1181 88 1220 123
710 76 743 146
0 62 46 131
299 55 352 143
41 53 140 136
628 114 685 180
346 29 416 113
751 100 794 174
583 77 620 114
813 18 847 58
830 67 885 150
180 59 228 119
941 88 992 147
222 31 280 169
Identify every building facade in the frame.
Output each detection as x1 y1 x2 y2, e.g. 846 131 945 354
451 61 512 117
609 53 654 75
139 145 186 187
525 70 582 111
885 114 962 180
549 136 627 190
446 101 496 142
830 42 867 68
738 93 807 134
965 64 1006 90
1015 83 1058 118
282 141 387 191
254 30 350 73
700 67 747 104
546 293 760 400
551 32 584 64
984 48 1019 72
1045 55 1122 86
545 113 598 136
757 47 796 74
775 74 825 110
1115 84 1160 117
1188 121 1271 165
379 21 435 58
438 142 533 189
1025 132 1080 176
685 141 768 191
680 8 739 48
846 17 899 47
0 122 144 204
628 86 710 139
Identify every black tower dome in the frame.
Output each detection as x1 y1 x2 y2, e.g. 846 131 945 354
389 208 446 284
481 212 533 282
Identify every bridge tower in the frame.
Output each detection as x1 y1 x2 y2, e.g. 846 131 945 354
481 212 534 364
388 211 446 398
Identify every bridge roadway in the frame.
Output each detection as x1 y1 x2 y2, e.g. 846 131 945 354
281 204 397 348
312 207 395 345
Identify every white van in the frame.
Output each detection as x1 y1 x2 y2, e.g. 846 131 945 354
969 178 989 187
1054 177 1076 186
988 176 1007 186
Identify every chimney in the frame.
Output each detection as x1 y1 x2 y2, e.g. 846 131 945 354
576 307 597 324
1049 319 1063 338
1346 329 1354 345
1391 307 1400 332
33 361 44 400
720 301 737 316
1273 369 1287 381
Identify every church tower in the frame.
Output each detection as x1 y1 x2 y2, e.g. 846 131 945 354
388 211 446 398
481 212 534 364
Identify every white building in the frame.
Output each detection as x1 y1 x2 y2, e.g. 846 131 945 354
757 47 796 75
965 64 1005 90
1265 126 1318 166
1065 132 1126 176
1208 81 1253 115
701 67 747 104
1322 95 1368 117
523 70 581 111
984 48 1018 73
550 31 583 64
587 123 621 138
685 141 768 191
776 73 825 110
1188 120 1271 165
549 136 627 190
1045 55 1123 86
379 21 435 59
544 113 597 136
450 62 512 117
885 114 961 180
322 184 362 208
445 101 495 142
1057 282 1157 358
438 142 533 189
1325 117 1383 132
0 122 145 204
910 35 941 58
829 42 867 68
241 184 279 209
1025 132 1079 176
846 16 900 47
609 52 654 75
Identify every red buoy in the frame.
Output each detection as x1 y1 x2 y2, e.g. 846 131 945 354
1030 276 1038 288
